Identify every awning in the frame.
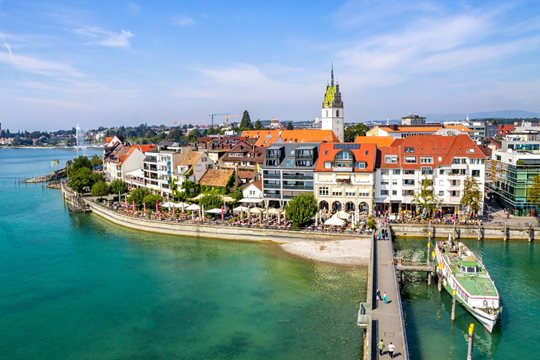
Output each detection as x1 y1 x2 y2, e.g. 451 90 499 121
125 169 144 178
205 208 222 214
233 206 249 212
240 198 263 203
324 215 346 227
185 204 200 211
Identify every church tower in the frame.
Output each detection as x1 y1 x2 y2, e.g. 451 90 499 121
321 66 344 142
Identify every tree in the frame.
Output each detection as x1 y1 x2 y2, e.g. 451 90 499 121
344 123 369 142
286 121 294 130
461 176 482 215
68 156 93 177
128 188 150 208
528 175 540 208
199 194 224 210
186 128 200 143
91 181 109 199
168 128 183 141
90 154 103 168
68 167 102 193
413 178 440 217
143 193 162 211
109 179 129 196
285 193 318 227
254 119 263 130
239 110 253 130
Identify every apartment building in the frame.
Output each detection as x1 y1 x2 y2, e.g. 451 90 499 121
261 143 319 207
314 143 376 214
374 135 486 214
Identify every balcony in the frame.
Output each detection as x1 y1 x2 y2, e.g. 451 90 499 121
282 173 311 180
283 185 314 190
263 183 281 189
263 173 281 179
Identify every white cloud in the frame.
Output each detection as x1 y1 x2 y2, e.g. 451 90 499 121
0 52 84 78
172 16 194 27
74 27 134 48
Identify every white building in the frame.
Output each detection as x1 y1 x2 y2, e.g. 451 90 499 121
321 67 344 142
374 134 486 215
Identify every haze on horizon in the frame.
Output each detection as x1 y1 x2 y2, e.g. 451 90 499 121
0 0 539 132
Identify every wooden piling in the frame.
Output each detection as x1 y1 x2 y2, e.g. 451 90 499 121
467 323 474 360
451 289 456 321
529 223 534 242
503 221 508 241
437 263 443 292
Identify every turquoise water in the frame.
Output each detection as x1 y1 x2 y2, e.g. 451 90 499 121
395 238 539 360
0 148 366 360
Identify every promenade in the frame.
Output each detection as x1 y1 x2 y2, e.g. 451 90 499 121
370 224 409 359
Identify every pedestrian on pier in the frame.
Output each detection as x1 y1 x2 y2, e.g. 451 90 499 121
376 289 382 301
388 342 395 358
377 339 385 356
383 292 388 304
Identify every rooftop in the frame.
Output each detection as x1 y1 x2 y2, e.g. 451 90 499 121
199 169 234 187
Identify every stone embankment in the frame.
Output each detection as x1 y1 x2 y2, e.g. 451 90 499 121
391 223 538 241
83 199 371 266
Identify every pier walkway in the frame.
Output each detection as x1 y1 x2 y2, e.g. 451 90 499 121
368 223 409 359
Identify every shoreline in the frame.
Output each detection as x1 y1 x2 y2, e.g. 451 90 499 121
83 199 372 266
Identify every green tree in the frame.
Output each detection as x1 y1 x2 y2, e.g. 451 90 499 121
199 194 223 209
285 193 318 227
68 155 92 176
239 110 253 130
254 119 263 130
186 128 200 143
286 121 294 130
90 154 103 168
109 179 129 195
413 178 440 217
128 188 150 208
231 188 243 202
344 123 369 142
91 181 109 199
528 175 540 208
460 176 482 215
68 167 102 193
168 128 183 141
143 193 162 211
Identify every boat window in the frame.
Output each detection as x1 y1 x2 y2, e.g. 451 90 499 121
467 266 476 273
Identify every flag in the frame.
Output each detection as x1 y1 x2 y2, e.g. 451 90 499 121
51 160 59 166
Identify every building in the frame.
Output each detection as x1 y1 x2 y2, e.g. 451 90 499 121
401 114 426 126
143 149 186 195
374 134 486 215
197 135 247 162
199 169 234 190
241 180 263 204
487 129 540 216
314 143 376 214
219 141 264 184
261 143 319 207
104 144 155 182
321 67 344 142
242 129 338 148
366 124 472 139
497 124 517 136
444 119 497 144
175 149 215 186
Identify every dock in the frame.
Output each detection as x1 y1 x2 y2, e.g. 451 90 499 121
358 225 410 360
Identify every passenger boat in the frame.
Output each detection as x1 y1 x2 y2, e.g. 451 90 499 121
435 235 501 332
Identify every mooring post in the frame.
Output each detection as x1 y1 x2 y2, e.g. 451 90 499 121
437 263 443 292
504 221 508 241
528 223 533 242
427 241 431 266
451 289 456 321
467 323 475 360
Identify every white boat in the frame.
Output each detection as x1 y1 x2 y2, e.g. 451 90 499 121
435 235 501 332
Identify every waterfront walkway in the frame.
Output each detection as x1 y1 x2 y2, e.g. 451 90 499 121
370 223 409 359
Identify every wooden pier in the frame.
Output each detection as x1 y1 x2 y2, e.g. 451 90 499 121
358 226 410 360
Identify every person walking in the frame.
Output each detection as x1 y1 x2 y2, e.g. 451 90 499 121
377 339 385 356
383 292 388 304
388 342 395 358
376 289 382 301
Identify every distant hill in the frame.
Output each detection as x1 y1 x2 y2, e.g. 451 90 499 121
425 110 540 121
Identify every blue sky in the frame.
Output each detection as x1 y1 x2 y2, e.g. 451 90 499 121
1 0 539 131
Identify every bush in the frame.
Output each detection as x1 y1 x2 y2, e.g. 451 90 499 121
109 179 129 195
285 193 318 228
68 167 102 193
143 194 163 211
366 217 376 230
128 188 149 208
199 194 223 210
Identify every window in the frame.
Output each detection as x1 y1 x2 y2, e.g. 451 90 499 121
356 162 367 169
335 151 353 160
402 190 414 196
332 190 342 196
421 157 433 164
439 191 444 196
385 155 398 163
380 190 389 195
319 186 329 196
440 169 445 175
346 191 356 197
393 169 401 174
392 180 398 185
405 156 416 163
249 190 255 196
336 110 340 117
405 147 414 153
421 167 433 175
381 169 389 175
472 169 480 177
403 179 415 186
324 162 331 169
392 190 397 195
404 169 415 175
359 191 369 197
381 179 389 185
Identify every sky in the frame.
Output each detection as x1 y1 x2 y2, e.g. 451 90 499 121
0 0 539 131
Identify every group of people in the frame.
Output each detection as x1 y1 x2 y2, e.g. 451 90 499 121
376 289 389 304
377 339 396 358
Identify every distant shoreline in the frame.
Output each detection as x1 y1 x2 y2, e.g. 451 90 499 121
0 145 102 150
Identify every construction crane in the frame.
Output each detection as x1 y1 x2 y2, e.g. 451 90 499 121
209 113 230 129
223 114 240 127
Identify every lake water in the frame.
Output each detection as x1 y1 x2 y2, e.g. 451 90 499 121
0 148 366 360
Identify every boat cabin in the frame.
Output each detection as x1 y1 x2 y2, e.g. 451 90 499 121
459 260 480 273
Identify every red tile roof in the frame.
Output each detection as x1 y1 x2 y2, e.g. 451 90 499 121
354 135 395 147
378 134 485 169
242 129 339 147
315 142 377 172
199 169 234 187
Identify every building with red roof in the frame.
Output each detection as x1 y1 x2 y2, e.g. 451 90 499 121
374 134 486 214
104 144 156 182
314 142 376 213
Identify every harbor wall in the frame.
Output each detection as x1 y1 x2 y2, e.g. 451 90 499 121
85 200 371 244
391 223 538 241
